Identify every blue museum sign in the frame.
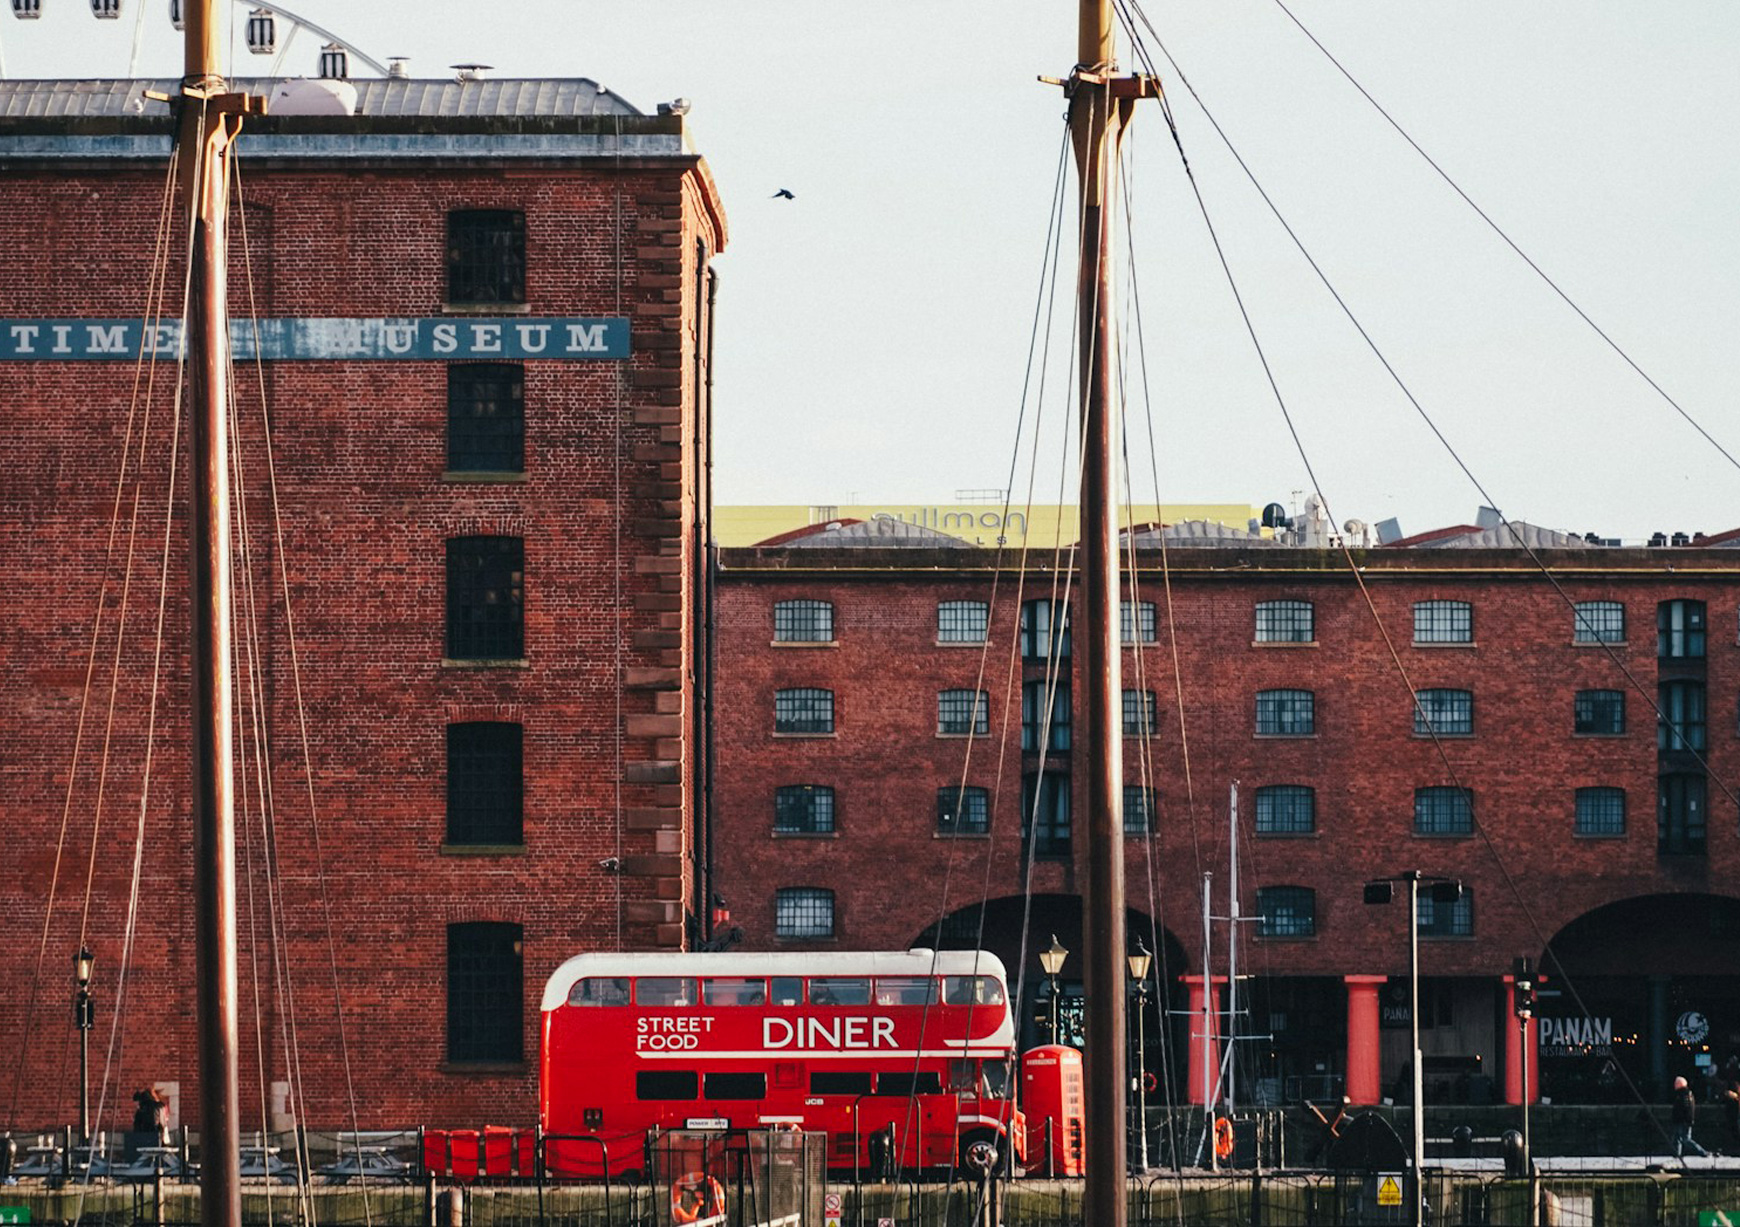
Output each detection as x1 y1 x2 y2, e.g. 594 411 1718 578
0 317 629 361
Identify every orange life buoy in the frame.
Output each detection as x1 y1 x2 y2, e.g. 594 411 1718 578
1142 1070 1159 1094
671 1171 725 1224
1213 1116 1235 1161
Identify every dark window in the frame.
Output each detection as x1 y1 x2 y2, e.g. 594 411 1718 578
1573 600 1624 644
937 785 990 835
1413 600 1472 644
1123 785 1156 835
770 977 803 1005
1123 689 1157 737
1256 886 1316 938
1020 599 1070 661
774 688 834 735
702 978 766 1006
1022 680 1071 751
447 209 525 304
1414 786 1473 836
567 977 628 1006
637 1071 698 1100
636 977 696 1006
775 888 834 939
774 785 835 834
874 976 938 1006
1413 689 1473 736
1574 690 1625 735
810 1071 873 1095
774 599 834 643
1023 772 1070 858
809 977 870 1005
446 364 525 473
1417 890 1474 937
1658 600 1707 659
446 536 524 660
938 600 989 643
1658 680 1706 751
938 689 989 736
446 722 523 845
1575 787 1626 837
1121 600 1158 644
1255 599 1314 643
446 922 522 1062
876 1071 943 1096
1659 774 1706 855
1256 689 1315 736
704 1072 767 1100
1255 785 1316 835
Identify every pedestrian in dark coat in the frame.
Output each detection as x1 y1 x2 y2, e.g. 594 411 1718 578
1673 1076 1710 1158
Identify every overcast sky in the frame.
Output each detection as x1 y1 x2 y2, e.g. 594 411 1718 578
10 1 1737 540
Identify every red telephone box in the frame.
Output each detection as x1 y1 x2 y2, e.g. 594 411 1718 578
1020 1045 1085 1177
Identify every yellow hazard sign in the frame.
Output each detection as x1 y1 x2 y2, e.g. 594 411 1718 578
1377 1175 1402 1207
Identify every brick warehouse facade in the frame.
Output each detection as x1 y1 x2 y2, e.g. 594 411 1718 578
713 530 1740 1108
0 78 724 1130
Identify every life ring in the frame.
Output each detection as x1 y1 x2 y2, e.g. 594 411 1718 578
671 1171 725 1224
1142 1070 1159 1094
1213 1116 1235 1161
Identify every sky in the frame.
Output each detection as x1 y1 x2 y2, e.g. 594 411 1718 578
7 1 1737 541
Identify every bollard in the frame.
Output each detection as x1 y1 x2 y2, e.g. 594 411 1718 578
437 1184 465 1227
1452 1125 1474 1158
1500 1128 1527 1178
0 1131 14 1183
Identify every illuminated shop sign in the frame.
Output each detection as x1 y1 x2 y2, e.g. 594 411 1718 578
0 317 630 361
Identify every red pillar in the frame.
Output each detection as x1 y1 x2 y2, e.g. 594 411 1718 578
1180 975 1226 1106
1343 975 1387 1105
1502 976 1539 1105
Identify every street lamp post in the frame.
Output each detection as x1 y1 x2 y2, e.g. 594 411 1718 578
74 946 95 1150
1513 956 1538 1227
1040 935 1069 1046
1127 938 1152 1172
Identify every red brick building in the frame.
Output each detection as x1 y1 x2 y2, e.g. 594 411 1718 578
713 522 1740 1108
0 76 724 1130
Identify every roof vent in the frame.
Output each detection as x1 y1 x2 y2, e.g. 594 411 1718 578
268 77 358 116
1374 518 1403 545
387 56 410 78
1649 532 1667 548
1260 502 1291 529
452 63 492 82
1475 505 1503 530
657 97 692 116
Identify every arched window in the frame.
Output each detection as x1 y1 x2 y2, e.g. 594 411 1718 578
937 786 990 835
1255 689 1315 736
1574 690 1625 735
1256 887 1316 938
1574 787 1625 837
1413 600 1472 644
1413 689 1473 736
938 689 990 736
774 688 834 735
774 785 835 834
447 922 523 1062
775 888 835 939
1414 787 1473 836
1255 785 1315 835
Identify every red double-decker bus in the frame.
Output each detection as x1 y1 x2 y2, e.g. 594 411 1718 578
539 949 1024 1176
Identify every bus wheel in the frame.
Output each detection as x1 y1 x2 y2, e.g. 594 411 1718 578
959 1130 1004 1176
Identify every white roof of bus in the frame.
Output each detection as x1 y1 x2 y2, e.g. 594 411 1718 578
540 948 1009 1012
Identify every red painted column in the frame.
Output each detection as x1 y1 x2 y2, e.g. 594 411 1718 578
1343 975 1387 1105
1502 976 1539 1105
1180 975 1226 1106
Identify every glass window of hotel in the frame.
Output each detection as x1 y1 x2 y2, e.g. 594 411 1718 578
1413 688 1473 736
1658 599 1707 658
1414 786 1474 836
773 598 834 642
1019 599 1070 661
1575 787 1626 837
938 688 990 736
774 784 835 834
1255 785 1316 835
774 687 834 734
1413 599 1472 644
1123 689 1157 736
938 599 990 643
775 888 835 940
1256 886 1316 938
1255 688 1315 736
1658 774 1706 856
1572 600 1624 644
446 922 523 1062
1022 772 1071 857
446 363 525 473
1657 680 1706 752
1255 599 1315 643
937 785 990 835
1574 689 1625 735
1120 599 1158 644
1022 679 1071 751
446 721 523 845
446 209 526 304
445 536 524 660
1123 785 1157 835
1416 890 1474 937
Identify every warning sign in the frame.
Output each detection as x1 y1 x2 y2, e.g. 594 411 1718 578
1377 1174 1403 1207
823 1194 842 1214
824 1218 841 1227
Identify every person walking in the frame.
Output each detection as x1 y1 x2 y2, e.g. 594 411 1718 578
1672 1075 1710 1159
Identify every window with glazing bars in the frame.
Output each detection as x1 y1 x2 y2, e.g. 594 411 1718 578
937 786 990 835
1414 786 1473 835
1658 600 1707 658
1122 689 1157 736
1257 886 1316 937
446 922 523 1062
446 722 523 844
938 689 989 736
774 599 834 642
1256 689 1315 735
1573 600 1624 644
446 536 524 659
1658 680 1706 751
1574 690 1625 735
1575 787 1626 836
1122 785 1156 835
938 600 990 643
1022 680 1071 751
447 363 525 472
1255 785 1315 834
774 785 835 834
1255 600 1315 643
447 209 526 304
1413 689 1473 736
1121 600 1158 644
1416 891 1473 937
1658 773 1706 855
775 887 835 939
1019 599 1070 661
1413 600 1472 644
774 688 834 734
1023 773 1070 857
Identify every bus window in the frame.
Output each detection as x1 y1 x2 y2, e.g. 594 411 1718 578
702 977 766 1006
637 1070 698 1100
874 976 938 1006
943 975 1006 1006
809 977 870 1006
811 1071 873 1096
949 1060 977 1092
704 1072 767 1100
636 977 696 1006
875 1071 943 1097
770 977 803 1006
569 977 630 1006
983 1061 1009 1097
